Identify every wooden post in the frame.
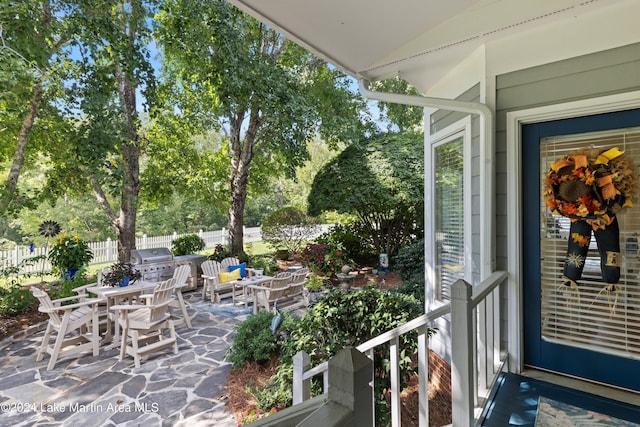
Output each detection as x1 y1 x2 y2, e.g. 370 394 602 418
293 351 311 404
327 347 373 426
451 279 474 427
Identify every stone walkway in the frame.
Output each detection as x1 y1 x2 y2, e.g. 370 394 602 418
0 290 241 427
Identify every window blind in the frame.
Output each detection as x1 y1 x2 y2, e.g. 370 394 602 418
435 137 465 301
540 127 640 361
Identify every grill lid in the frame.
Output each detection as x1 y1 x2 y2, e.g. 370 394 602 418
131 247 173 264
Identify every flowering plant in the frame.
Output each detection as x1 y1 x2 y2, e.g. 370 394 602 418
102 262 142 287
48 233 93 273
301 242 353 275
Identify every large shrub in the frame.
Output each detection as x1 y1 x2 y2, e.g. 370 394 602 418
392 239 425 304
308 132 424 257
252 286 432 413
171 234 205 256
227 310 279 368
0 256 43 315
316 223 375 264
260 207 320 254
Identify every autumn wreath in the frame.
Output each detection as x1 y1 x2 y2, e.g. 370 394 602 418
544 147 637 229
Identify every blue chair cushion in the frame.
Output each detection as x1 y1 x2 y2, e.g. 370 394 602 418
229 262 247 278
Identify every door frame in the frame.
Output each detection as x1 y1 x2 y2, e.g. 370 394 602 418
506 90 640 373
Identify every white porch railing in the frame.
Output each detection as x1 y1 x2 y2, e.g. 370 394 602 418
290 270 508 427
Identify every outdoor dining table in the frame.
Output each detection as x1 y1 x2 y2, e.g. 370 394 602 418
231 275 273 308
87 280 164 350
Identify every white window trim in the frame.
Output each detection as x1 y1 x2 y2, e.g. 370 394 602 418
506 90 640 373
426 116 473 307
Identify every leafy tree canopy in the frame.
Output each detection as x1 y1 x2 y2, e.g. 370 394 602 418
154 0 373 253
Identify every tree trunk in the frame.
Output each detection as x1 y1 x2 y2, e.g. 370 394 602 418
227 109 260 255
1 81 43 213
228 167 248 255
115 68 140 263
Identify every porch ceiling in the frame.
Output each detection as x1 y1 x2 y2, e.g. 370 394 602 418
227 0 616 90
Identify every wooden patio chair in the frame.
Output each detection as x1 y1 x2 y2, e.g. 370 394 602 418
274 271 292 278
201 260 237 303
251 275 292 313
287 268 310 304
110 278 178 368
30 286 102 371
220 257 240 271
169 264 192 328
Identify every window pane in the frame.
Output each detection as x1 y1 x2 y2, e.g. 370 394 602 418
435 137 464 300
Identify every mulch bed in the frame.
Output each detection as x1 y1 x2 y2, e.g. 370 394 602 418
0 310 48 342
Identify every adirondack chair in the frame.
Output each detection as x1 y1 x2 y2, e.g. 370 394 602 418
274 271 293 279
202 260 236 303
111 278 178 368
30 286 102 371
287 268 310 302
251 275 292 313
220 257 241 271
169 264 192 328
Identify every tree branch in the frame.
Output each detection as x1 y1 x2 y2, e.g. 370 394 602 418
89 174 118 227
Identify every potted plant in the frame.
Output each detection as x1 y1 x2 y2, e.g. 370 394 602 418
171 234 205 256
47 233 94 279
305 273 326 303
103 262 142 287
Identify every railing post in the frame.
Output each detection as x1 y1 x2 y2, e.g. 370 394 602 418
389 336 401 427
293 351 311 404
451 279 474 427
327 347 373 425
418 324 430 427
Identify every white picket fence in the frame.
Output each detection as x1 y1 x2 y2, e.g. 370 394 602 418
1 224 333 275
0 227 247 275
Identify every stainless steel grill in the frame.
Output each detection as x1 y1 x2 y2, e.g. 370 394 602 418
174 254 207 291
130 247 175 283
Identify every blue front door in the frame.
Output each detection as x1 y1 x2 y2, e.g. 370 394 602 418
523 108 640 392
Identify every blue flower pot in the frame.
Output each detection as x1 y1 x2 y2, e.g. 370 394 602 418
63 268 79 281
118 276 130 287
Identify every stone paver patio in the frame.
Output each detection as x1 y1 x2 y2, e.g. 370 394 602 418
0 290 240 427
